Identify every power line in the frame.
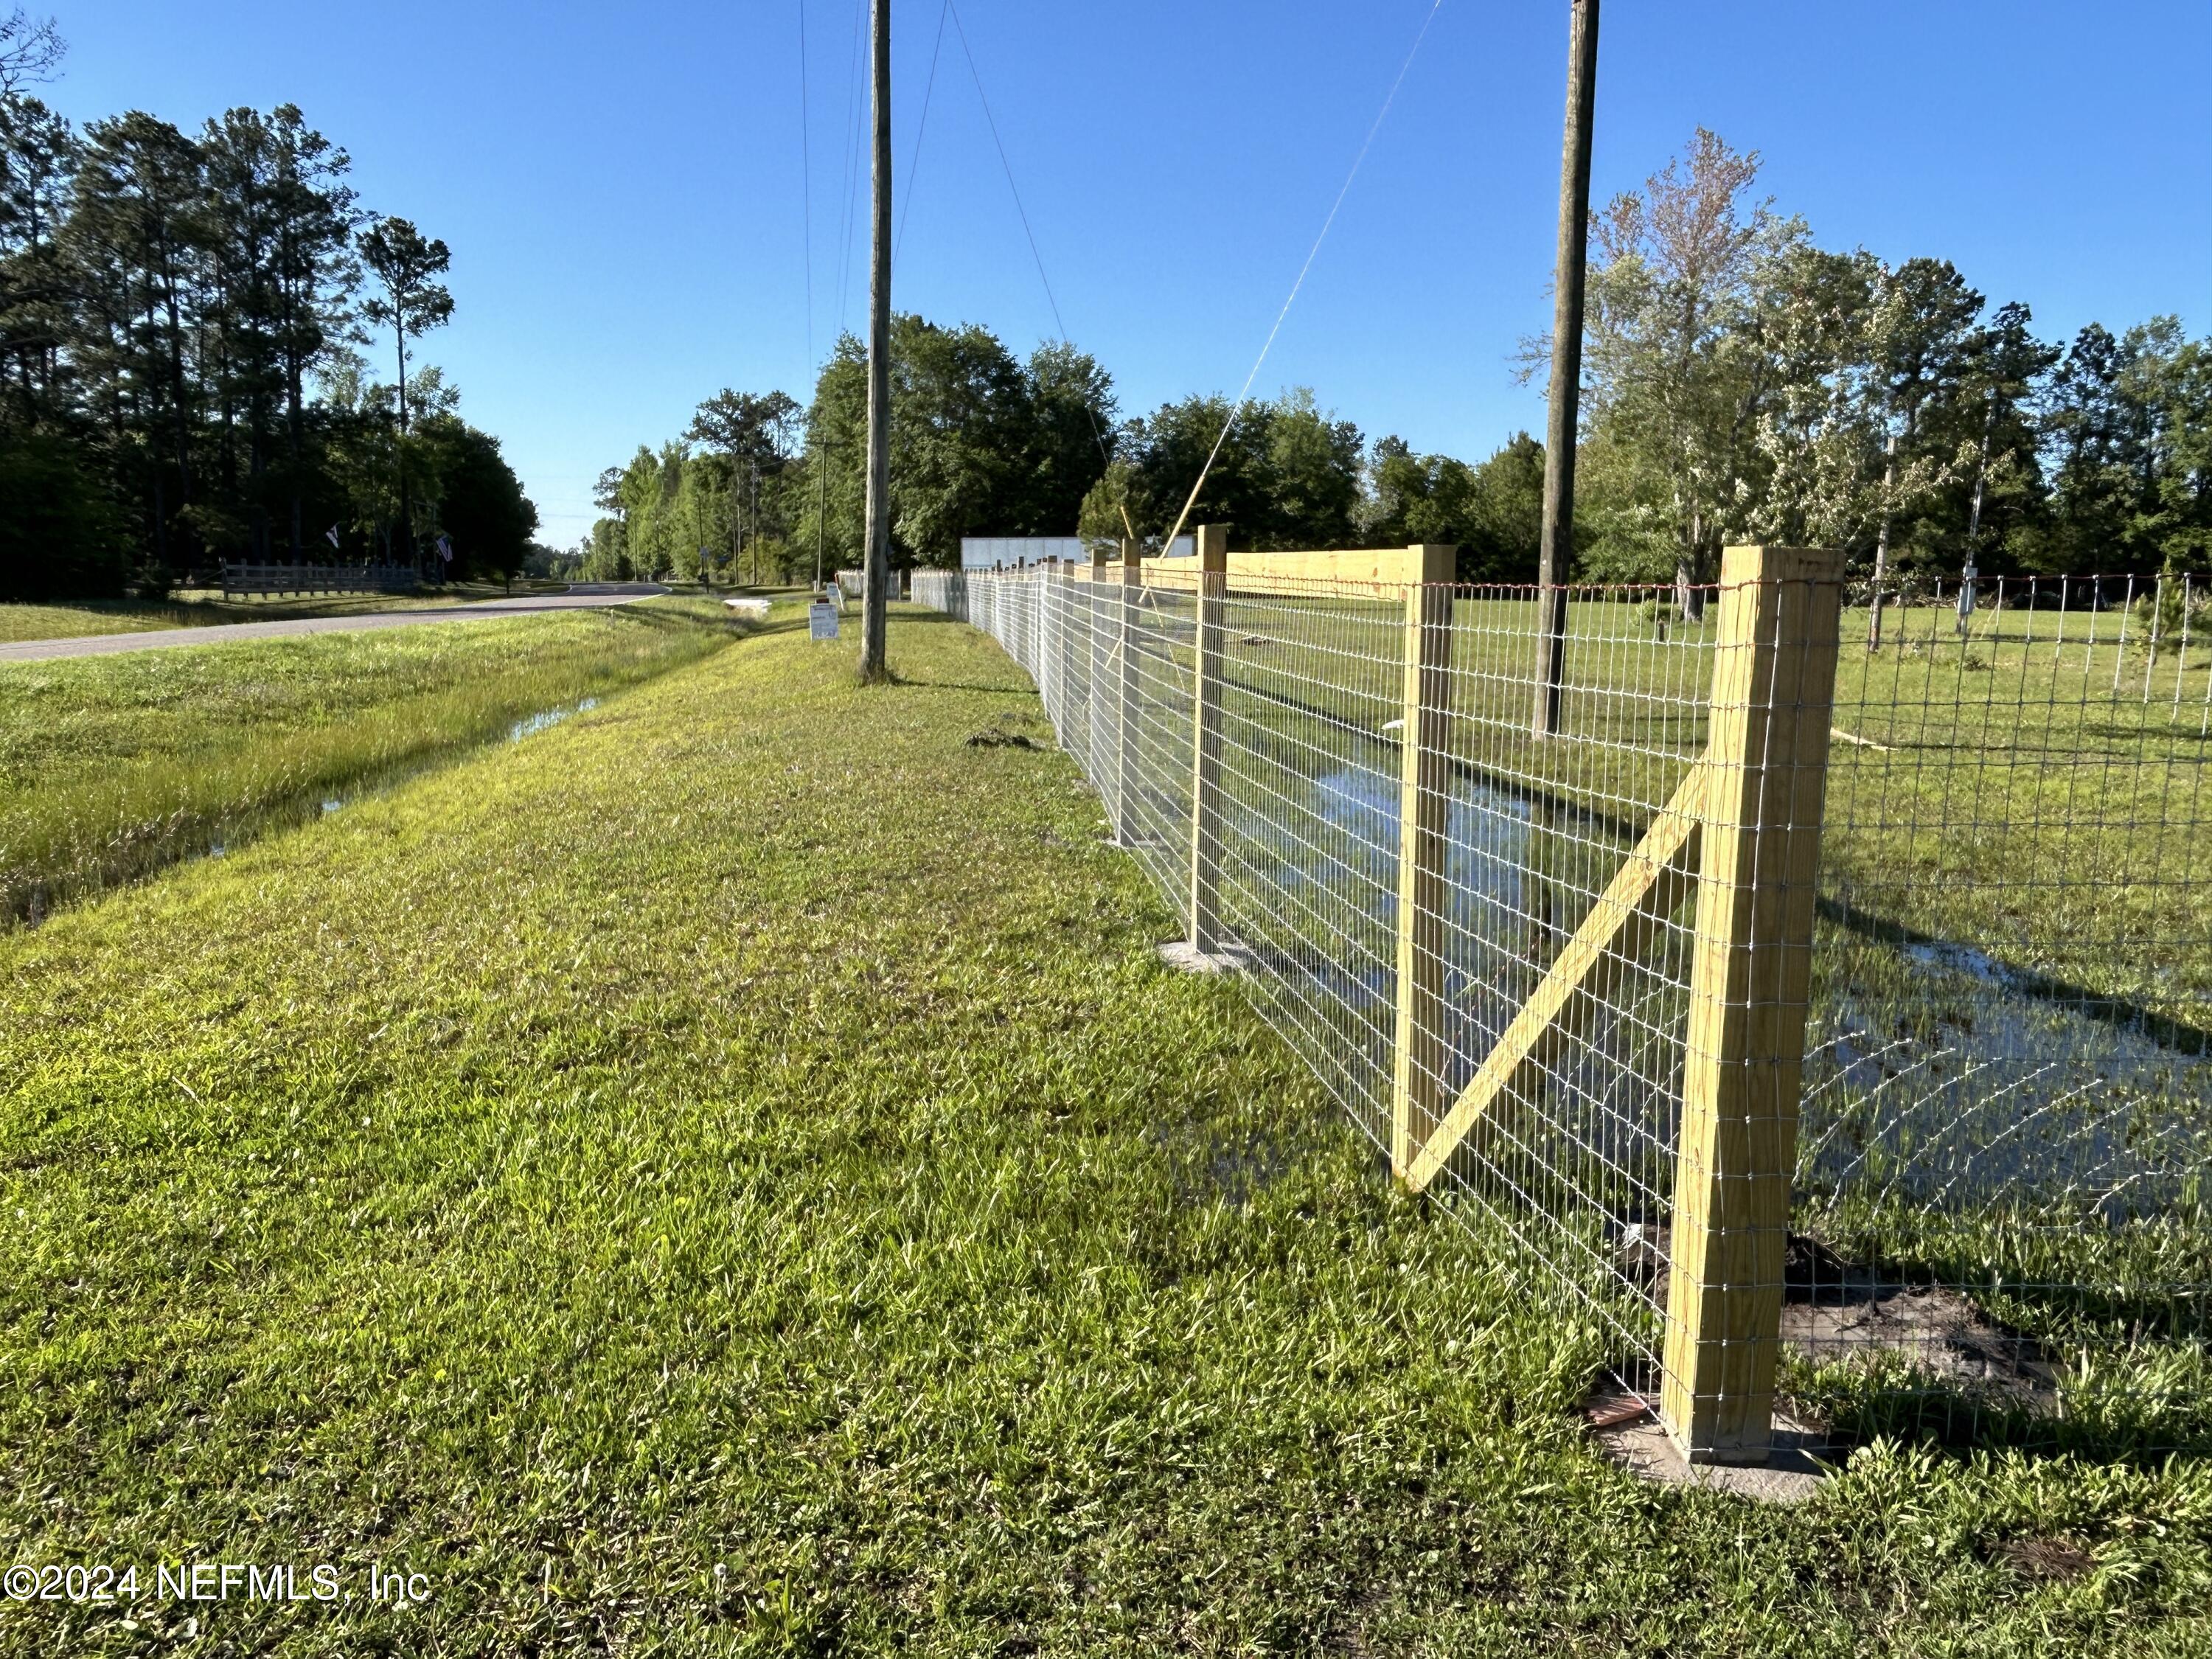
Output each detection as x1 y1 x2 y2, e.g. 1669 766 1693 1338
945 0 1070 346
894 0 952 262
831 0 869 335
944 0 1129 538
1156 0 1450 557
798 0 815 372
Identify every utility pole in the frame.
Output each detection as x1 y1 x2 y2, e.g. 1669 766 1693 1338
749 460 760 588
730 459 744 588
858 0 893 681
814 439 830 591
1531 0 1599 738
1958 390 1994 636
1868 432 1897 650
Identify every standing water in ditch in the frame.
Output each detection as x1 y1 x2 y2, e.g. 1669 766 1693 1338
6 695 611 928
1210 731 2210 1229
508 696 598 742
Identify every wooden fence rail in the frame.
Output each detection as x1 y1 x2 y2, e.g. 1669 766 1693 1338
220 563 420 599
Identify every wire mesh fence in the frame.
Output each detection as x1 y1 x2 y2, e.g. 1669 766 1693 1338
831 568 905 603
912 552 2210 1462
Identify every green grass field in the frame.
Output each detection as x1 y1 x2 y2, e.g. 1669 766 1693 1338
0 596 747 921
0 582 573 644
1 604 2205 1654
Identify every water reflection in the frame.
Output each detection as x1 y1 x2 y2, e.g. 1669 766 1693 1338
1217 742 2208 1216
509 695 599 742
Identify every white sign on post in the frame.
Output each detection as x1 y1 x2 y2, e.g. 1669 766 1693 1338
809 602 841 642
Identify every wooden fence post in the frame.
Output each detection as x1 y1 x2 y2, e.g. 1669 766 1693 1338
1026 569 1043 695
1116 537 1144 845
1046 563 1068 738
1392 545 1460 1180
1062 563 1083 758
1037 564 1057 722
1058 563 1082 761
1057 562 1084 765
1088 544 1110 777
1660 543 1845 1464
1188 524 1229 953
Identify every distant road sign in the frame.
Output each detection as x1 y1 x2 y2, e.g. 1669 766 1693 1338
809 602 841 642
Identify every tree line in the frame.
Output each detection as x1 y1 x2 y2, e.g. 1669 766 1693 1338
1565 128 2208 596
584 321 1553 587
596 125 2204 590
0 12 538 600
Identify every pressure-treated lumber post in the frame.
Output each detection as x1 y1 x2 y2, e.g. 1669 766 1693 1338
1660 544 1845 1464
1391 545 1460 1180
1037 563 1058 728
1187 524 1229 953
1054 562 1079 745
1115 537 1143 844
1088 543 1110 776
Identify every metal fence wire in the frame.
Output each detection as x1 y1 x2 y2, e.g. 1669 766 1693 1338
912 551 2211 1464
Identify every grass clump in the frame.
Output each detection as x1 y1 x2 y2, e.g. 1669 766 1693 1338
0 601 212 642
0 595 748 921
0 582 573 644
0 608 2205 1652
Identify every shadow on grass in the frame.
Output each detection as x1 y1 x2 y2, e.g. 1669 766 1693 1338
890 675 1037 695
1782 1348 2212 1464
1818 895 2212 1057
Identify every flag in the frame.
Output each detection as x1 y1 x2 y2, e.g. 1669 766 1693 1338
436 534 453 563
324 524 341 549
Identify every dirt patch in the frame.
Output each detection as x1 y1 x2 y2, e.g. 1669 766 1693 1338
1776 1234 2059 1409
1610 1225 2059 1417
1994 1537 2094 1583
966 712 1051 750
1780 1283 2059 1405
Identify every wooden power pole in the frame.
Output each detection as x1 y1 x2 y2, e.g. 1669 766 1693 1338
859 0 893 681
1532 0 1600 737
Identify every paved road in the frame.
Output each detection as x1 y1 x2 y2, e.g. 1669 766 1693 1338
0 583 673 664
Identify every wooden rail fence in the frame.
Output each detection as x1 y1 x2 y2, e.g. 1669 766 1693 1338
220 563 420 599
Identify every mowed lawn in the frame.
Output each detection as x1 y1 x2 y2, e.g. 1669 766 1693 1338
1 607 2205 1656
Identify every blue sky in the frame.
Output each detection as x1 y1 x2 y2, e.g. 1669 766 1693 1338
44 1 2212 545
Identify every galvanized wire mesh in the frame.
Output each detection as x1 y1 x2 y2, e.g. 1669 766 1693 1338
832 568 904 601
1795 573 2211 1451
911 561 2210 1458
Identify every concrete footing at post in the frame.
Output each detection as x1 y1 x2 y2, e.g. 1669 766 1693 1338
1158 940 1254 975
1582 1390 1833 1504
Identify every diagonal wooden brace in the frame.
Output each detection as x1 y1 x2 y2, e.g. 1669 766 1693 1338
1402 762 1707 1194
